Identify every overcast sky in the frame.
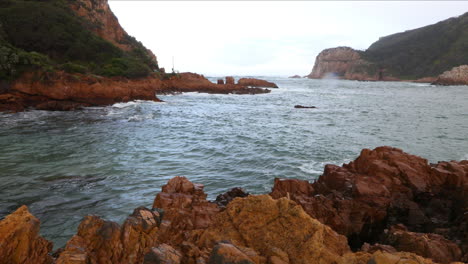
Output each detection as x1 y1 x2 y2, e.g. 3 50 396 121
109 1 468 76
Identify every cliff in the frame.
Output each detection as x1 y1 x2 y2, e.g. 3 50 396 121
0 147 467 263
433 65 468 85
308 12 468 81
0 0 272 112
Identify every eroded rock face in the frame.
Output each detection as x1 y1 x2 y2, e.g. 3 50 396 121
433 65 468 85
56 207 160 264
270 146 468 262
307 47 374 80
152 176 220 245
383 225 462 264
199 195 351 264
69 0 158 66
0 205 53 264
237 78 278 88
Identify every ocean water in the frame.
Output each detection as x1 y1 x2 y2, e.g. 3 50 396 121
1 77 467 248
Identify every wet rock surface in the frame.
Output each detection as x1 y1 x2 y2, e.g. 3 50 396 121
0 147 466 264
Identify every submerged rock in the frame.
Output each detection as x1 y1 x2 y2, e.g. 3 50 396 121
0 205 53 264
294 105 316 109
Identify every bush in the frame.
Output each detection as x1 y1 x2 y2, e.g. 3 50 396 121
61 62 88 74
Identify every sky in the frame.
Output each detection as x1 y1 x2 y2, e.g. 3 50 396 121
109 1 468 76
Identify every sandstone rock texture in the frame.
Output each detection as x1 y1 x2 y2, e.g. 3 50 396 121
237 78 278 88
271 146 468 263
306 47 405 81
433 65 468 85
0 205 53 264
1 148 466 264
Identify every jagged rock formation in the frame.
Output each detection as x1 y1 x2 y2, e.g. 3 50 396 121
1 148 466 263
307 47 373 80
271 146 468 263
433 65 468 85
0 205 53 264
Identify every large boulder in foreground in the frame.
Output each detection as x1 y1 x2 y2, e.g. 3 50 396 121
433 65 468 85
237 78 278 88
199 195 351 264
0 205 53 264
271 146 468 262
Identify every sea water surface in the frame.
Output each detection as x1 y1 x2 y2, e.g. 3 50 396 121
1 77 467 248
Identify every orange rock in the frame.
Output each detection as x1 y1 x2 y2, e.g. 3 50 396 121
384 225 462 264
225 76 235 85
198 195 351 264
152 176 220 245
237 78 278 88
56 207 160 264
271 146 468 261
0 205 53 264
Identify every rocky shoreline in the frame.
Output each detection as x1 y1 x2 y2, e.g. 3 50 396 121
0 72 272 112
0 146 466 264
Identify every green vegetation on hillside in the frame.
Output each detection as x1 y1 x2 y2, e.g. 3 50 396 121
0 0 158 81
363 12 468 79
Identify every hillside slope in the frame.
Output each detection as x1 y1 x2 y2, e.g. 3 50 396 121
308 12 468 80
0 0 158 81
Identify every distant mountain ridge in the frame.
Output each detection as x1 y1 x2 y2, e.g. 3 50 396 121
308 12 468 80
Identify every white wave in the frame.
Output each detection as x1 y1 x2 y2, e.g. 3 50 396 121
299 159 352 175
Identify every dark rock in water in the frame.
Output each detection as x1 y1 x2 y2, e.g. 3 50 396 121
215 187 249 208
217 79 225 85
294 105 316 109
289 75 302 78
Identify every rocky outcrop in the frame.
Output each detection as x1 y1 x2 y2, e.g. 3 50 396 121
288 75 301 78
214 187 249 208
69 0 158 66
198 195 351 264
383 224 462 264
270 146 468 263
307 47 378 80
159 73 271 95
433 65 468 85
0 205 53 264
1 171 460 264
237 78 278 88
56 207 161 264
0 71 162 112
